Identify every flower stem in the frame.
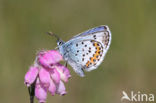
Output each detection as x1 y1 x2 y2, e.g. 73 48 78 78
28 80 36 103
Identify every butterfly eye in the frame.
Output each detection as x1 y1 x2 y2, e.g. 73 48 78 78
59 42 62 45
57 42 62 46
57 40 64 46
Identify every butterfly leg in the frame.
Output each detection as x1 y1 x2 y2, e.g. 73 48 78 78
64 62 68 68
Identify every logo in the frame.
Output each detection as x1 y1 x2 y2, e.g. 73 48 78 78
121 91 154 102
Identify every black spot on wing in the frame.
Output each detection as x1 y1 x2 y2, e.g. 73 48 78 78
82 58 84 61
76 44 78 47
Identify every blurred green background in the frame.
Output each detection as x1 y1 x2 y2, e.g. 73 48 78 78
0 0 156 103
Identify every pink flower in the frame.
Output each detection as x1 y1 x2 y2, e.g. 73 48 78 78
38 50 63 68
35 79 47 103
56 81 66 96
39 68 51 88
55 63 71 82
49 68 60 84
24 50 71 103
24 66 38 87
48 79 56 96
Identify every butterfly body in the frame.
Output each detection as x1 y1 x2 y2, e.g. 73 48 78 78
57 25 111 77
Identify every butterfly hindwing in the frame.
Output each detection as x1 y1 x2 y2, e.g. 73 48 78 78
58 25 111 77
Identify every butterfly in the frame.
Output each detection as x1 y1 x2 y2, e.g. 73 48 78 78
48 25 111 77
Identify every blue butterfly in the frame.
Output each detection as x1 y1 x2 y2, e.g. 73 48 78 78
49 25 111 77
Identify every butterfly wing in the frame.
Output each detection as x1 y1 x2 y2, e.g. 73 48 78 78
67 25 111 50
72 25 107 38
59 25 111 77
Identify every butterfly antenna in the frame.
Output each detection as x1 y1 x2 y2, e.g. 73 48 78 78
47 32 60 41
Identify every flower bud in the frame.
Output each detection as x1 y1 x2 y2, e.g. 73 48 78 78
39 68 51 88
55 64 71 82
49 68 60 84
48 79 56 96
24 66 38 87
35 79 47 103
56 81 66 96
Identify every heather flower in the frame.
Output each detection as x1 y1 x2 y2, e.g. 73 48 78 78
54 63 71 82
24 50 71 103
38 50 63 68
39 68 51 88
49 68 60 84
56 81 66 95
48 78 56 96
35 78 47 103
24 66 38 87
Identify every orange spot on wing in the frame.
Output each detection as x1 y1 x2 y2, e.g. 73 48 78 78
86 61 90 67
90 57 94 63
87 42 103 66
